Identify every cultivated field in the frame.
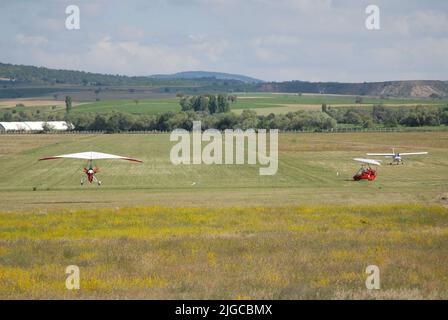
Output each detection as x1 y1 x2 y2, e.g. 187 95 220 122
1 92 445 116
0 99 67 109
63 93 448 115
71 98 181 114
0 131 447 299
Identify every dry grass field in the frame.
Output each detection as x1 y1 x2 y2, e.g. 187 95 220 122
0 99 84 109
0 205 447 299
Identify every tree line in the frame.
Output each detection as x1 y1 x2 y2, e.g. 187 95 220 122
323 104 448 128
1 98 447 132
60 109 337 132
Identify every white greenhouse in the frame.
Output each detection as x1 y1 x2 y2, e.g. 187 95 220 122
0 121 73 132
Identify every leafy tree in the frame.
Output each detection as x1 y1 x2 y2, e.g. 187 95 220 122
199 95 210 112
400 112 420 127
165 112 191 131
65 96 72 114
363 119 374 128
191 96 201 112
2 111 12 121
384 116 398 127
441 111 448 125
208 95 218 114
344 110 364 125
65 113 91 131
18 110 31 121
239 110 259 129
180 96 193 111
217 94 230 113
215 112 238 130
270 114 291 130
322 117 337 130
90 114 108 131
131 115 156 131
156 112 176 131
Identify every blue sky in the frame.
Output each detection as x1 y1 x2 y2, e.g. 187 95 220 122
0 0 447 82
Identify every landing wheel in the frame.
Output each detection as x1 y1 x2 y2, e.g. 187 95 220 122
98 181 102 186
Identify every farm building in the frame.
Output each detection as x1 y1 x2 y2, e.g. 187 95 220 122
0 121 73 132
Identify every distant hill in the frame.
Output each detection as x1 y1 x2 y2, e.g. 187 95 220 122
148 71 264 84
0 63 254 88
257 80 448 98
0 62 154 86
0 62 447 98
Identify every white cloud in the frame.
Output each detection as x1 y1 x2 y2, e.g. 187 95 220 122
284 0 333 12
15 34 48 46
18 36 211 75
391 10 448 37
252 35 302 47
117 25 146 40
1 0 447 81
79 37 203 74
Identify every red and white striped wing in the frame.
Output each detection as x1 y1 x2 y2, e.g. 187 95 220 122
39 151 142 162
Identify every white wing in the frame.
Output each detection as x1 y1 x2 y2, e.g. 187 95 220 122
353 158 382 166
367 153 395 156
399 152 428 156
39 151 143 162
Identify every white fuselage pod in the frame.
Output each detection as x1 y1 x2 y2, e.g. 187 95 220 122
393 155 402 163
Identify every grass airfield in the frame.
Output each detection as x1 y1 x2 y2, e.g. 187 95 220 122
0 131 447 299
0 132 447 210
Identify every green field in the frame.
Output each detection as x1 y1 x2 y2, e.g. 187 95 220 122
74 93 446 115
0 131 447 299
72 98 181 114
234 92 446 106
2 92 445 117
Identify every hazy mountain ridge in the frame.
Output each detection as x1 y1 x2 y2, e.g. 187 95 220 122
148 71 264 83
0 62 447 98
